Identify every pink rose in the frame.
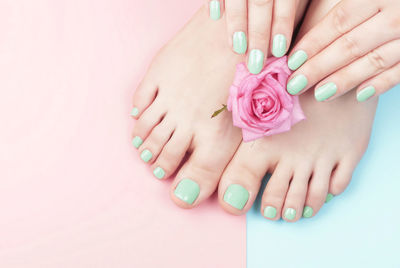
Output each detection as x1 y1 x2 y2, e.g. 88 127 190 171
227 56 305 142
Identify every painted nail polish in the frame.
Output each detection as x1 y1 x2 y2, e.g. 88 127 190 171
209 0 221 21
284 208 296 220
140 149 153 163
263 206 277 219
325 193 334 203
247 49 264 74
315 82 338 101
130 107 139 117
223 184 249 210
288 50 308 71
174 178 200 205
287 74 308 95
272 34 287 58
302 206 313 218
357 86 376 102
132 136 143 149
233 31 247 55
153 167 165 179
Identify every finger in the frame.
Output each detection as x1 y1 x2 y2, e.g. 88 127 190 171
287 14 400 99
312 39 400 101
225 0 248 54
288 0 379 71
247 0 274 74
271 0 298 58
207 0 225 21
356 62 400 102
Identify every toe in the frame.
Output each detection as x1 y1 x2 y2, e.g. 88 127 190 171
281 163 312 222
150 127 193 180
303 159 335 218
329 156 358 196
131 78 158 119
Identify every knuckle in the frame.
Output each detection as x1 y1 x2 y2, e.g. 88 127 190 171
248 29 269 45
250 0 273 7
332 6 349 35
367 50 387 72
342 35 362 59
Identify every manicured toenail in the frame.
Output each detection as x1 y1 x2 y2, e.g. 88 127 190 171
223 184 249 210
287 74 308 95
209 0 221 21
302 206 313 218
132 136 143 149
263 206 277 219
248 49 264 74
174 178 200 205
315 82 337 101
153 167 165 179
130 107 139 117
140 149 153 163
284 208 296 221
288 50 308 71
325 193 334 203
357 86 376 102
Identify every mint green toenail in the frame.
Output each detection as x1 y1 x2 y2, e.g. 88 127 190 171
263 206 277 219
223 184 249 210
174 178 200 205
209 0 221 20
315 82 338 101
132 136 143 149
287 74 308 95
325 193 334 203
140 149 152 163
248 49 264 74
233 31 247 55
357 86 376 102
288 50 308 71
130 107 139 117
153 167 165 179
284 208 296 220
302 206 313 218
272 34 287 58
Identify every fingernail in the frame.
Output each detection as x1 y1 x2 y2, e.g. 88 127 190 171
287 74 308 95
263 206 277 219
174 178 200 205
132 136 143 149
140 149 153 163
130 107 139 117
247 49 264 74
302 206 313 218
284 208 296 220
288 50 308 71
233 31 247 55
209 0 221 21
272 34 287 58
223 184 249 210
153 167 165 179
325 193 334 203
315 82 338 101
357 86 376 102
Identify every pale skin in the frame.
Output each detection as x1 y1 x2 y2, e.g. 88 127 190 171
131 0 377 221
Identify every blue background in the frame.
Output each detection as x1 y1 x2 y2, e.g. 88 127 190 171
247 85 400 268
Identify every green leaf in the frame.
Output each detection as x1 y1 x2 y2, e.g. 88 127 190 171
211 104 227 118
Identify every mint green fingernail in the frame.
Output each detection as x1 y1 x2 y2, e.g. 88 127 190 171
302 206 313 218
287 74 308 95
248 49 264 74
153 167 165 179
325 193 334 203
233 31 247 55
284 208 296 220
140 149 152 163
272 34 287 58
357 86 376 102
130 107 139 117
223 184 249 210
209 0 221 20
132 136 143 149
263 206 277 219
315 82 338 101
174 178 200 205
288 50 308 71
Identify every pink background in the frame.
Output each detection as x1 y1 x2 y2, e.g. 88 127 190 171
0 0 245 267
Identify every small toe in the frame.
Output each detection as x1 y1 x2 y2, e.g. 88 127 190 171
329 156 358 196
131 78 158 119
